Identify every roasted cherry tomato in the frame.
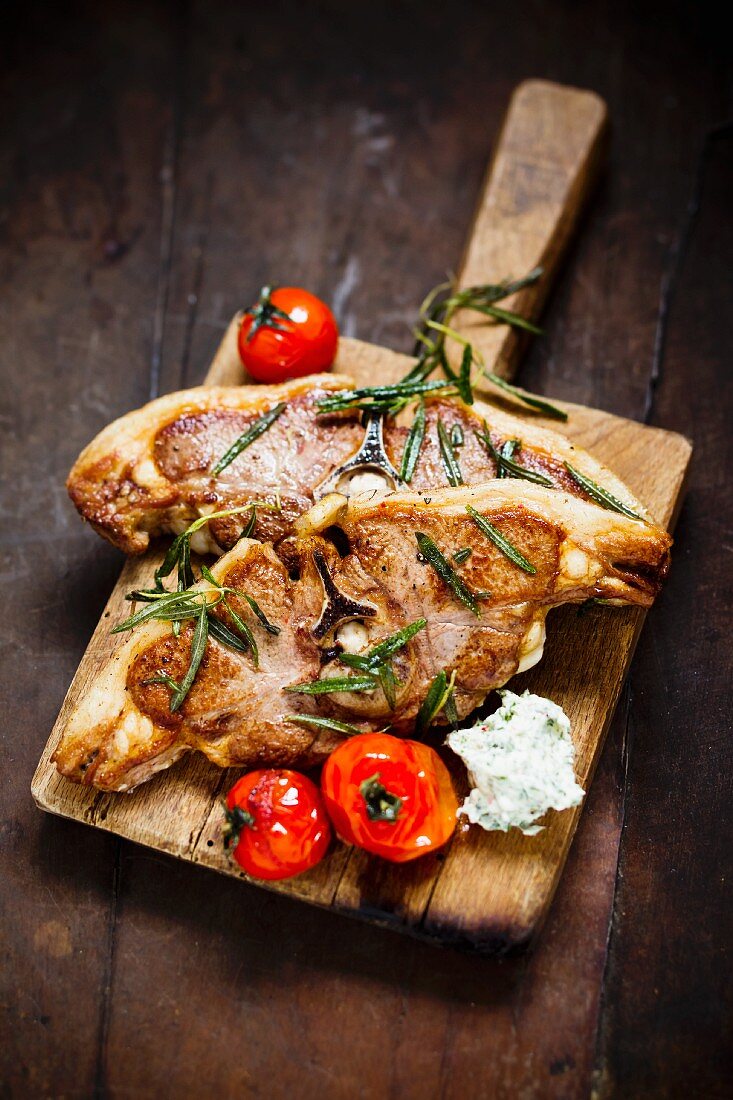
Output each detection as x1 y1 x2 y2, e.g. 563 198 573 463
224 769 332 880
320 733 458 863
237 285 338 382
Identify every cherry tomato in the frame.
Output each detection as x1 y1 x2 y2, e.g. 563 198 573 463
237 285 338 382
224 769 332 880
320 733 458 863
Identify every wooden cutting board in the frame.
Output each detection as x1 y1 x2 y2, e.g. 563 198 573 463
32 81 692 953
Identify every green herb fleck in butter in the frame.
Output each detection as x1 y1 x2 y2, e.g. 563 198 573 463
446 690 584 836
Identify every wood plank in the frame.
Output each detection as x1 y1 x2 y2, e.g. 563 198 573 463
31 327 691 949
30 77 691 953
0 4 183 1096
7 5 726 1097
594 113 733 1098
450 80 608 384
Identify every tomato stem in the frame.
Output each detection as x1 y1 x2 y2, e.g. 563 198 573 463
222 803 255 849
244 285 293 343
359 773 402 823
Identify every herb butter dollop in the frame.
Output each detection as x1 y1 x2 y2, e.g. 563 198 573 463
446 690 584 836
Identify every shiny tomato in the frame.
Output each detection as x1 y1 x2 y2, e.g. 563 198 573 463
238 285 338 382
224 769 332 880
320 733 458 863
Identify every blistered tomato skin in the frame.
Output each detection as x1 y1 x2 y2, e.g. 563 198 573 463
320 733 459 863
224 769 332 880
238 286 339 383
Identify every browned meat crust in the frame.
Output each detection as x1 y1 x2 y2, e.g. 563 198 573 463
66 375 363 553
53 483 671 792
67 378 656 555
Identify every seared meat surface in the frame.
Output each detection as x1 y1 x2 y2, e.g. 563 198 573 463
67 375 363 553
67 375 655 554
53 484 671 792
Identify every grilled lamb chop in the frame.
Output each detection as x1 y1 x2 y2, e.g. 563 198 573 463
53 483 671 792
66 375 655 555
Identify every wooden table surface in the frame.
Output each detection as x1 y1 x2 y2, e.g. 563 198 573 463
2 2 730 1097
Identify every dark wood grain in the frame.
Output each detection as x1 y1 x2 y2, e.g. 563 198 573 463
1 4 181 1096
2 1 730 1097
593 116 733 1100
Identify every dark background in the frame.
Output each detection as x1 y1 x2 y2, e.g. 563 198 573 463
1 1 731 1096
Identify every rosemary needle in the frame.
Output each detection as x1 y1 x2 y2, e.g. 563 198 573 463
415 669 458 735
415 532 480 617
284 675 379 696
285 714 362 736
400 399 426 483
437 418 463 486
210 402 287 475
465 504 537 574
483 372 567 421
564 463 643 520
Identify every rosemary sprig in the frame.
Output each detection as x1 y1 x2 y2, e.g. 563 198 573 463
200 563 272 661
465 504 537 574
316 378 455 417
437 418 463 486
564 463 643 521
443 678 459 725
177 532 194 590
283 674 379 696
285 714 362 736
483 372 567 421
113 589 214 633
450 422 464 448
378 663 398 710
221 598 259 650
207 613 258 667
204 558 281 637
125 588 176 603
415 669 458 735
156 532 189 588
239 505 258 540
453 547 472 564
415 532 480 616
150 504 277 596
285 621 428 702
142 671 182 694
243 594 281 635
474 423 554 486
497 438 519 477
199 562 227 588
399 399 426 483
338 619 427 674
475 304 542 334
408 267 571 422
210 401 287 476
222 602 259 666
138 596 209 712
425 318 472 348
408 268 543 388
191 502 281 533
339 618 427 710
119 504 284 710
170 597 208 712
456 344 474 405
442 269 544 312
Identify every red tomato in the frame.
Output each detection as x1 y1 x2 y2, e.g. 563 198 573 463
224 769 332 880
320 733 458 863
238 285 338 382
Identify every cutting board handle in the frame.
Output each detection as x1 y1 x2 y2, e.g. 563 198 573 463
451 79 608 384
